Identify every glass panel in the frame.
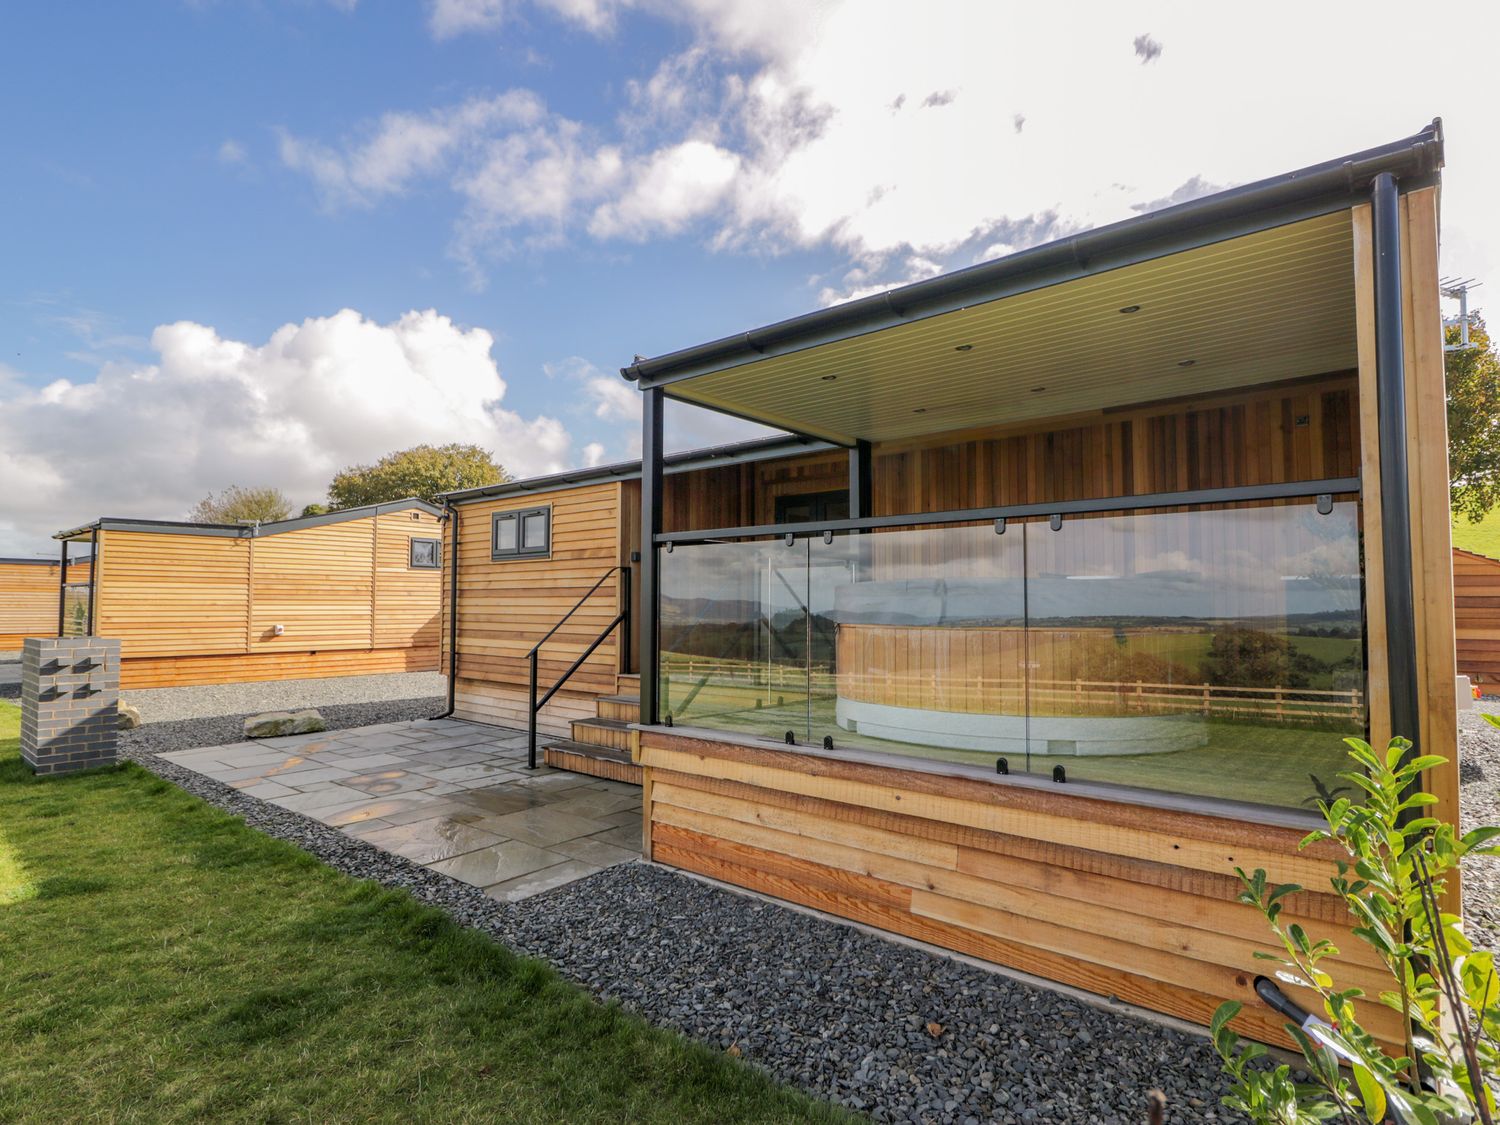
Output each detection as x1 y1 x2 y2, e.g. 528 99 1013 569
1022 501 1364 810
522 511 548 550
810 524 1027 770
62 584 90 636
657 537 811 739
495 514 517 552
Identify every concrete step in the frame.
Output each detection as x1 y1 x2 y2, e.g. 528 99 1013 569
569 716 633 751
542 739 642 785
595 693 640 722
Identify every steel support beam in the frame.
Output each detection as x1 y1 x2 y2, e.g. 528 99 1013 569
849 440 872 521
639 386 665 724
56 538 68 637
1371 171 1421 751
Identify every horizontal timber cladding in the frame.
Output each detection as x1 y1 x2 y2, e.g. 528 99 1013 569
1454 548 1500 684
0 559 91 648
639 731 1402 1051
92 506 441 687
449 481 627 727
119 646 438 689
653 375 1359 536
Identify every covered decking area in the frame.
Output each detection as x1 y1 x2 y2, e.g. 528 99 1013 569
622 122 1456 1048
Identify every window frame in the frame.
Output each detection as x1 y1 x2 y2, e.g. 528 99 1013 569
408 536 441 570
491 505 552 561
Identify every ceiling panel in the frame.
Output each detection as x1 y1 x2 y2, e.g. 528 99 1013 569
668 211 1357 444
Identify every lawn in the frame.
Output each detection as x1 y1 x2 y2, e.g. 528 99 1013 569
1453 508 1500 559
0 702 843 1124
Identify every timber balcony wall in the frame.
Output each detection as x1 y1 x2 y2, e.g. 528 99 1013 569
656 492 1366 813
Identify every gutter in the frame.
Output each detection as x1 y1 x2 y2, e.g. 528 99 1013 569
620 120 1443 389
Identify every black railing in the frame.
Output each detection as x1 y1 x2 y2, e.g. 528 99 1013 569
527 566 631 769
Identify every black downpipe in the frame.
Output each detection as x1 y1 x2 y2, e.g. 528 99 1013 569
434 501 460 719
1372 172 1421 758
639 387 664 725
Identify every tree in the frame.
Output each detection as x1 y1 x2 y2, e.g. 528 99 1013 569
300 503 329 518
189 485 292 524
1199 626 1321 690
325 444 509 508
1448 315 1500 522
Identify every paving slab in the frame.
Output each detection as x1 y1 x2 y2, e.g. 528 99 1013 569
162 717 643 898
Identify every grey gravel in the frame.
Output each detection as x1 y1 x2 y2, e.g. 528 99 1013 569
1461 699 1500 954
123 696 444 756
122 670 447 724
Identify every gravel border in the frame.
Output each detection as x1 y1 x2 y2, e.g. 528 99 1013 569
122 696 445 756
122 671 448 724
1460 700 1500 955
121 733 1234 1123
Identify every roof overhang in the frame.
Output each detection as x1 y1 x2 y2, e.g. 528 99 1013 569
621 121 1442 446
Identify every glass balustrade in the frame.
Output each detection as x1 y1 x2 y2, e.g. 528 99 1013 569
657 496 1366 813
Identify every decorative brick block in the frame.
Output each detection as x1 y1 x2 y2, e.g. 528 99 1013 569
20 636 121 776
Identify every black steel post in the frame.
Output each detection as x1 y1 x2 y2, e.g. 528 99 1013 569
433 501 460 719
1371 172 1421 753
849 439 872 521
639 386 665 725
527 651 539 769
86 528 99 635
620 565 632 675
56 538 68 636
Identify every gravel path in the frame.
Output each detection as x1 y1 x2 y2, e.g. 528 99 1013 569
1460 699 1500 954
121 670 447 723
122 697 445 756
122 733 1234 1123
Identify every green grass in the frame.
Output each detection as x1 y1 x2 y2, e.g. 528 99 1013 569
0 702 845 1124
1453 508 1500 559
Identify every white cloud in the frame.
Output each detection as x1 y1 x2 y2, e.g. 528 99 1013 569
286 0 1500 304
588 140 739 240
0 310 575 554
218 139 248 166
280 92 546 208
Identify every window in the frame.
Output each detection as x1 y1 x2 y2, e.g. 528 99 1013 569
775 489 850 524
409 537 441 569
492 505 551 560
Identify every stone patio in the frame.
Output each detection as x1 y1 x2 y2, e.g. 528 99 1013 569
155 718 642 900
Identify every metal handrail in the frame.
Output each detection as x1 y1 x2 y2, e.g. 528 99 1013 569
527 567 631 769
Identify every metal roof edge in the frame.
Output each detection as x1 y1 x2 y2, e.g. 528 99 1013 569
53 498 443 541
440 434 837 504
620 119 1444 390
0 556 92 565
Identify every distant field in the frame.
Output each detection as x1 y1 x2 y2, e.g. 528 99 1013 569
1453 509 1500 559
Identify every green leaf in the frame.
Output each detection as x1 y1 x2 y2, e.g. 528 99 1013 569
1352 1063 1386 1122
1210 1001 1241 1038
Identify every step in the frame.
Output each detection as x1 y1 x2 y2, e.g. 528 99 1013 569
542 739 642 785
595 693 640 722
617 673 640 689
569 716 633 752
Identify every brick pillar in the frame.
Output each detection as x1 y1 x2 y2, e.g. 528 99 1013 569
20 636 121 776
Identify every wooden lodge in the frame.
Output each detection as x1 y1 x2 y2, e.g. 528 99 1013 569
53 500 444 688
438 122 1456 1049
0 555 92 651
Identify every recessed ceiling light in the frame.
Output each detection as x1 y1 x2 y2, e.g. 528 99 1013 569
954 343 974 352
821 374 838 381
1177 358 1196 367
1119 304 1141 314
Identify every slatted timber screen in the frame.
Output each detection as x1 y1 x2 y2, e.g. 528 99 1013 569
93 509 441 688
0 560 90 649
639 731 1402 1053
449 481 625 734
1454 547 1500 684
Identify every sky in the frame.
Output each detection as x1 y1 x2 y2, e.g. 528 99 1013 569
2 0 1497 556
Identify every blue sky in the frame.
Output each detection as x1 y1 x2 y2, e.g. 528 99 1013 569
2 1 1496 554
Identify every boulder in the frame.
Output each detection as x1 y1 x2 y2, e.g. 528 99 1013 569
244 708 327 739
117 702 143 730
